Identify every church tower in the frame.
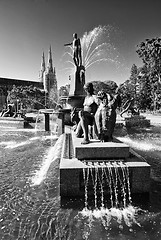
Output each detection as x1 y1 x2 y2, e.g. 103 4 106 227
41 46 58 96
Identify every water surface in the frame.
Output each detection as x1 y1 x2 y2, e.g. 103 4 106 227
0 123 161 239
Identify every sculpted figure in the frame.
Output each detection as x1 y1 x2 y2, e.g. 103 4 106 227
74 82 98 144
95 90 111 142
108 87 122 141
120 97 139 117
95 87 121 142
2 104 14 117
64 33 82 67
7 85 19 118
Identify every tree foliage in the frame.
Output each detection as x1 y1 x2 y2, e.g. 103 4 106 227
119 37 161 111
136 37 161 110
136 37 161 82
58 84 70 97
7 85 46 110
91 80 118 94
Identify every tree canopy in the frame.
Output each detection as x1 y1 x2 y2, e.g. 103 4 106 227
136 37 161 83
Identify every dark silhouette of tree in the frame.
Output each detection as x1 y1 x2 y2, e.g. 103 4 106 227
58 85 70 97
136 38 161 111
136 37 161 83
91 80 118 94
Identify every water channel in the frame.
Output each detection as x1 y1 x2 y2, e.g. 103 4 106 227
0 117 161 240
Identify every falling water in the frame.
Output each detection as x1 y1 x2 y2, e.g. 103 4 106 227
83 160 132 210
81 161 142 233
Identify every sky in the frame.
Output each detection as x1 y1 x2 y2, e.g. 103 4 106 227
0 0 161 88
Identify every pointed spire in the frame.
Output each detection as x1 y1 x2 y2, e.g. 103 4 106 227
41 51 46 72
39 51 46 83
47 45 53 73
53 66 56 75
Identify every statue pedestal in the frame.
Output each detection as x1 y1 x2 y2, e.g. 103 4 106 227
68 65 85 109
60 66 86 124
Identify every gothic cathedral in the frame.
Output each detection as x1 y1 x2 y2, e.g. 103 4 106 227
39 46 58 96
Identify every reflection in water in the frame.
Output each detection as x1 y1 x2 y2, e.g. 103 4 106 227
0 124 161 239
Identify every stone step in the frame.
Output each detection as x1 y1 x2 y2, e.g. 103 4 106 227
72 133 129 160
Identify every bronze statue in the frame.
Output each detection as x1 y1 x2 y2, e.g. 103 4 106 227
1 104 14 117
6 85 19 118
73 82 98 144
64 33 82 67
108 88 121 141
95 90 110 142
95 88 121 142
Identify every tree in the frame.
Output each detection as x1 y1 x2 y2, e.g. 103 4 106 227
58 85 70 97
7 85 45 110
137 66 152 110
119 80 134 104
136 37 161 111
136 37 161 82
130 64 138 94
48 87 58 108
91 80 118 94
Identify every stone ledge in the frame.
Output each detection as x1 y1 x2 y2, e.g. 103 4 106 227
72 132 130 160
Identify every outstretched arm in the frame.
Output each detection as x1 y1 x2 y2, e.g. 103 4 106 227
64 42 72 46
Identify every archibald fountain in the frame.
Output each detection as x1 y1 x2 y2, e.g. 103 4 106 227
57 27 151 207
1 26 159 240
33 26 151 204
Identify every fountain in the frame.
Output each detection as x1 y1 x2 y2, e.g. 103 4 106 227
59 26 151 205
0 113 159 239
59 132 150 200
60 26 122 124
0 26 155 240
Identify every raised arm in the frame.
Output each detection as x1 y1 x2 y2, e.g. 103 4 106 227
64 42 72 46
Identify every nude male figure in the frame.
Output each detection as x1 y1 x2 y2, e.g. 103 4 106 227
64 33 82 67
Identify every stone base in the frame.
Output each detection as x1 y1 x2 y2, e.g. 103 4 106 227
0 117 26 128
59 132 151 197
73 137 130 160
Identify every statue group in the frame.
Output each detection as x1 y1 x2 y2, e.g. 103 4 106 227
71 82 121 144
65 33 121 144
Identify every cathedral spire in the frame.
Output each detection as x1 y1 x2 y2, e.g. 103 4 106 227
41 46 58 96
39 51 46 83
47 45 53 73
41 51 46 71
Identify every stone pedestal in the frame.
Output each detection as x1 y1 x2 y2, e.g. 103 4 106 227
67 65 85 109
40 109 65 135
59 131 151 197
0 117 26 128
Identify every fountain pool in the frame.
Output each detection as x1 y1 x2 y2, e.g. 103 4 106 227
0 122 161 240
